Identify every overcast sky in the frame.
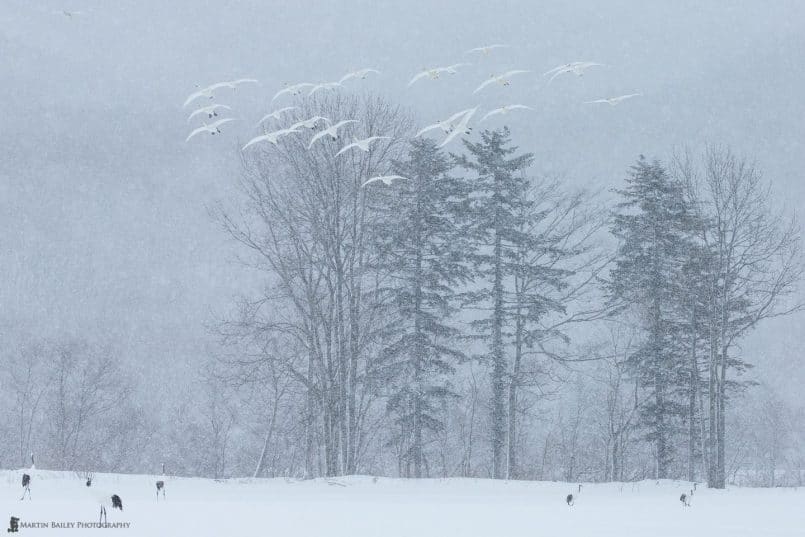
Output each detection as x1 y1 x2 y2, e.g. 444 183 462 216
2 0 803 398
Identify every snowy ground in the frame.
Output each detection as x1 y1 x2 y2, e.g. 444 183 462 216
2 470 804 536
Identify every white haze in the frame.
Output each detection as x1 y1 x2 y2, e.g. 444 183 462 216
1 0 803 453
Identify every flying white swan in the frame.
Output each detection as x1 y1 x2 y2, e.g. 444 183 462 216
183 86 216 107
584 93 642 106
335 136 391 156
185 118 236 142
361 175 408 188
338 68 381 85
544 62 604 84
272 82 315 102
256 106 299 125
480 104 534 122
466 44 509 55
438 108 477 148
473 70 530 94
407 63 471 87
187 104 232 122
183 79 258 107
416 108 477 138
290 116 329 130
308 120 358 149
242 127 300 150
217 78 259 90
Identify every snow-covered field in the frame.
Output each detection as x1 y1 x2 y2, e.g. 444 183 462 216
2 470 804 536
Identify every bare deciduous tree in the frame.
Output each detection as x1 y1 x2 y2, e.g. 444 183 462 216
215 94 412 477
675 145 803 488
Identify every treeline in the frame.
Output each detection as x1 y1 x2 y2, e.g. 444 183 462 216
209 95 801 487
1 94 801 487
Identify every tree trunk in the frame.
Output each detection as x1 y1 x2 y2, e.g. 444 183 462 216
507 311 524 480
687 306 697 482
412 221 424 478
707 318 718 487
491 176 506 479
716 346 728 488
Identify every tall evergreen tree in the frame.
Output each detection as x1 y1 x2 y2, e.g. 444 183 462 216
609 156 696 478
372 138 470 477
455 128 534 479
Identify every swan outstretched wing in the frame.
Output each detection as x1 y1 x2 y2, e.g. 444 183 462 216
612 93 641 102
547 69 570 84
186 126 210 142
574 62 603 71
332 119 358 131
415 123 444 137
408 70 434 87
443 62 471 73
361 175 407 188
502 69 530 78
585 93 641 105
242 134 272 150
231 78 259 86
308 129 331 149
309 82 343 96
257 106 298 125
466 44 509 55
335 136 389 156
480 105 532 122
335 142 359 156
473 78 497 94
544 63 571 77
183 88 210 108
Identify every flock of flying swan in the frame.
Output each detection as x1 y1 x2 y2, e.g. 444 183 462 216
182 44 643 187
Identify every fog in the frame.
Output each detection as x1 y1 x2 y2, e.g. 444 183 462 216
1 0 803 481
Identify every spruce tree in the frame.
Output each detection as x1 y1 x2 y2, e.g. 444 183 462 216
609 156 696 478
455 128 534 479
372 138 470 477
